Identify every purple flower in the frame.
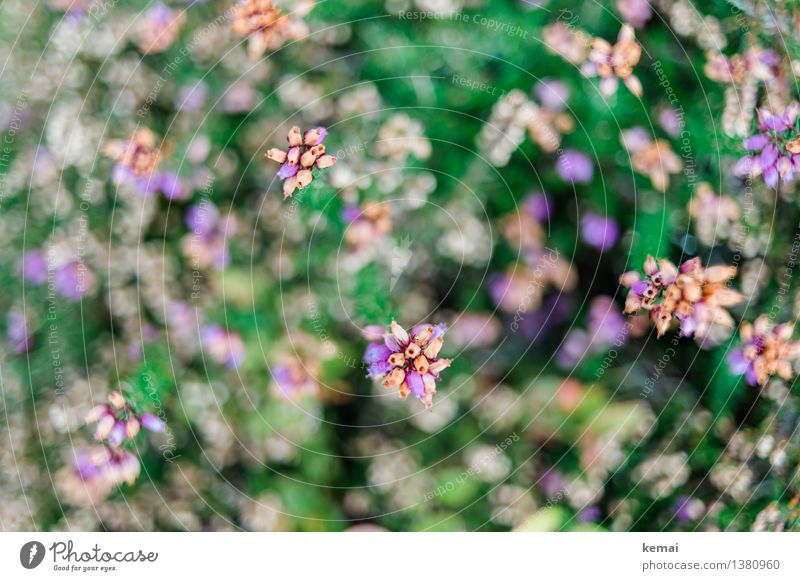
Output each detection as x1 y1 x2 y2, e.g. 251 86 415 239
54 260 95 300
727 315 799 386
140 413 167 433
183 202 234 270
364 342 393 377
177 81 208 113
85 392 166 447
556 149 593 184
533 79 570 111
615 0 652 28
523 192 552 221
557 330 591 368
7 311 33 354
202 325 245 369
157 172 190 200
587 296 626 345
341 204 362 223
62 446 141 503
21 250 48 285
577 505 602 523
734 102 800 189
672 496 704 524
580 212 620 251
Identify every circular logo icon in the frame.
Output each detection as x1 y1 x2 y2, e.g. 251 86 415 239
20 541 46 569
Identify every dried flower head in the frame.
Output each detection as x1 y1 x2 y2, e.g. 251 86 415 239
526 80 575 153
85 391 166 447
728 316 800 386
585 24 643 97
542 21 591 65
265 126 337 198
104 128 168 196
342 202 392 249
621 256 743 338
105 128 161 178
57 446 141 505
230 0 310 59
621 127 683 191
134 2 186 55
202 325 246 369
688 183 740 247
363 321 450 409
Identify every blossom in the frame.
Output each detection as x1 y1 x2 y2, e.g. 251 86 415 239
342 202 392 249
733 102 800 188
621 256 742 339
230 0 310 59
363 321 451 409
181 201 236 270
727 316 800 386
523 192 552 222
133 2 186 55
375 114 432 160
558 296 629 367
271 358 317 399
526 80 575 153
490 258 576 315
47 0 91 17
621 127 683 191
265 126 337 198
104 128 163 196
580 212 619 251
7 310 33 354
615 0 652 28
556 149 593 184
176 80 208 113
58 446 141 505
85 391 166 447
542 22 591 65
202 325 245 369
584 24 642 97
54 260 96 300
687 183 740 247
21 250 48 285
477 90 535 166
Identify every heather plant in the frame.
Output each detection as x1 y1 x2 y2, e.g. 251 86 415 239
1 0 800 534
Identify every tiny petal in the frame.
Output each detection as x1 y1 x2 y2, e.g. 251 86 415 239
108 391 126 409
287 126 302 147
107 421 127 446
140 413 166 433
315 154 337 169
265 148 287 163
277 162 299 180
406 371 426 398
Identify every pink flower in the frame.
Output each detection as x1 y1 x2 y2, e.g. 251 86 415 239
85 391 167 446
363 321 451 409
265 126 337 198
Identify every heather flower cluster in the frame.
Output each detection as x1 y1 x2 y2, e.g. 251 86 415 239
230 0 310 59
621 256 743 339
584 25 643 97
86 391 166 447
103 128 184 198
57 392 167 505
265 126 337 197
728 317 800 386
734 103 800 188
364 322 451 409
